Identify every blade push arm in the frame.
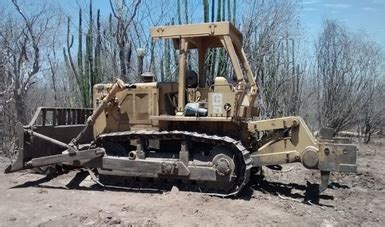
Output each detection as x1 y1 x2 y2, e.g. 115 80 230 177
247 116 357 192
70 79 126 147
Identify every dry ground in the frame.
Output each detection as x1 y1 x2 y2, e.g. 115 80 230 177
0 139 384 226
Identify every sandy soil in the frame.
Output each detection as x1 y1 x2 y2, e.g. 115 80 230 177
0 140 384 226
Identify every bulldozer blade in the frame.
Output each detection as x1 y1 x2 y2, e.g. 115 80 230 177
4 107 93 173
5 122 25 173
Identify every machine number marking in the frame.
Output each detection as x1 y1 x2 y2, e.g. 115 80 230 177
212 93 223 114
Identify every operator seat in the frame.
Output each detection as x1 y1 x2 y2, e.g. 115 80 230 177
213 76 234 93
186 70 198 88
184 70 208 116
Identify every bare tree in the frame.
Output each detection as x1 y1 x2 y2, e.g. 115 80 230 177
47 20 63 107
356 43 385 142
241 0 303 118
0 45 7 149
110 0 142 82
0 0 53 124
315 20 383 134
0 1 58 158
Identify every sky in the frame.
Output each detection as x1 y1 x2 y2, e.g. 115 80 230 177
2 0 385 50
56 0 385 49
299 0 385 48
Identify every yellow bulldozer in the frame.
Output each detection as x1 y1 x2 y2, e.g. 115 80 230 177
5 22 357 196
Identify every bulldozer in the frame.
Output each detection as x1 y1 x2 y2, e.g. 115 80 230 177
5 22 357 196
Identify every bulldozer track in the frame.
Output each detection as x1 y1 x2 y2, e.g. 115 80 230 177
96 130 252 197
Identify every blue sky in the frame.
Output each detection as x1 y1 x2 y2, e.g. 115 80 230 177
299 0 385 47
56 0 385 49
2 0 385 50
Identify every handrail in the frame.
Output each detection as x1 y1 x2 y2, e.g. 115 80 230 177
26 107 93 128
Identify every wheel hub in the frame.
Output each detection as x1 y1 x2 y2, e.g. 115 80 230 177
215 157 231 176
213 153 235 176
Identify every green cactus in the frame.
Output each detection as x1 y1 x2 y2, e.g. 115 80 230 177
171 18 179 73
211 0 215 22
177 0 181 25
216 0 221 21
160 54 165 82
222 0 225 21
78 9 83 87
94 9 102 85
86 0 94 106
184 0 188 23
232 0 236 24
164 26 171 81
203 0 209 22
64 0 101 108
227 0 231 21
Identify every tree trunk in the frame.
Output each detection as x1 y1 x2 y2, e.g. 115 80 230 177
14 91 26 124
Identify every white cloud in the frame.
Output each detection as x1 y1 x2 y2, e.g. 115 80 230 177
302 0 320 4
324 3 351 9
372 0 385 5
362 7 377 11
303 7 316 11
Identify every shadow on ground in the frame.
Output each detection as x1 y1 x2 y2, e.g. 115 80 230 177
242 175 342 208
10 170 348 207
